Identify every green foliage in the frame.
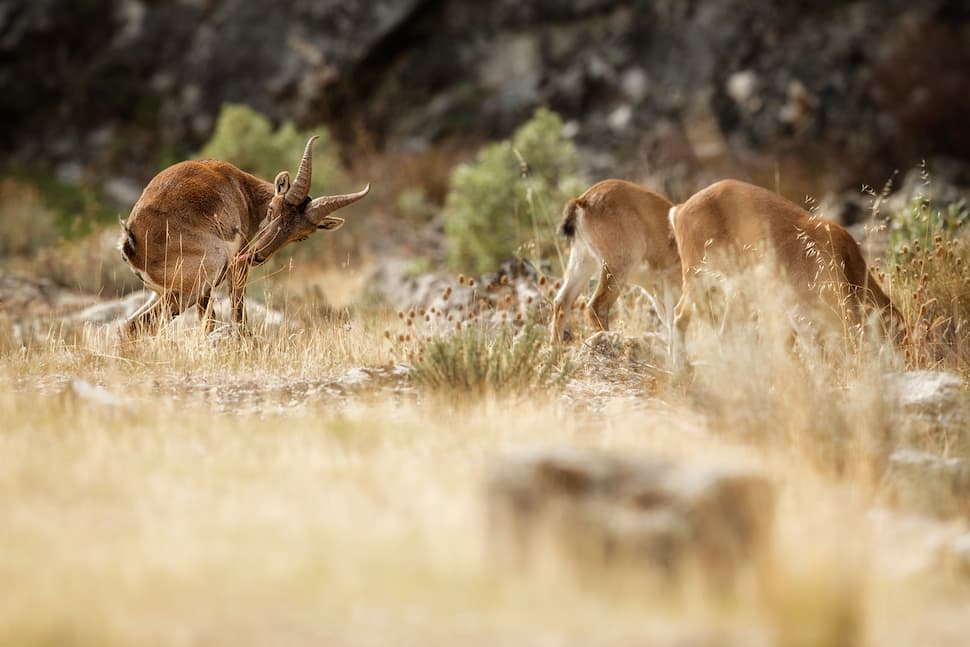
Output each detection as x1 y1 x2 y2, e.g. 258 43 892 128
410 319 571 396
883 185 970 371
889 195 969 264
196 103 343 196
444 107 584 274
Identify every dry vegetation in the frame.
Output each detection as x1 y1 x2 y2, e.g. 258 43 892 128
2 112 970 646
1 257 969 646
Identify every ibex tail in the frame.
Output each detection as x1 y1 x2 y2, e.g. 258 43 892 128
119 220 137 264
559 199 584 239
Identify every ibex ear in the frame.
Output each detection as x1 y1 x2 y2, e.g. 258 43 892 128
274 172 291 197
316 216 345 231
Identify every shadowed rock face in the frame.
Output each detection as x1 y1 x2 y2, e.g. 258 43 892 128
486 447 774 591
4 1 970 193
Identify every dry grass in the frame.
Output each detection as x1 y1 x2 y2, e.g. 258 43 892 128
1 256 969 646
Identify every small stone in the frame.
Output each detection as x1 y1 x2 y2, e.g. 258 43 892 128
726 70 758 105
607 104 634 132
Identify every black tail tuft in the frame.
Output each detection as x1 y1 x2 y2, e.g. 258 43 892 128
559 200 581 239
120 226 137 263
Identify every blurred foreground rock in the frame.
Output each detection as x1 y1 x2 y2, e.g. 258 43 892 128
884 449 970 519
486 447 774 590
882 371 970 507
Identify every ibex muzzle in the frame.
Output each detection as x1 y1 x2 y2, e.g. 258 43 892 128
118 136 370 336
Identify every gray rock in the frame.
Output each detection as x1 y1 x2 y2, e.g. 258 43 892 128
70 289 284 330
70 378 134 413
102 176 144 208
70 290 152 323
885 370 969 453
887 370 966 417
884 449 970 519
486 447 774 589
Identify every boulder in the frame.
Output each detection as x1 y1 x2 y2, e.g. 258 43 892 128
884 371 969 454
486 447 774 590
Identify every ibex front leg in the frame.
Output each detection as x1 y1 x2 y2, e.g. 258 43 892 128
196 286 215 335
228 262 251 331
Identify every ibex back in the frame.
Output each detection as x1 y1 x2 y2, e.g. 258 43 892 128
670 179 903 341
118 137 369 337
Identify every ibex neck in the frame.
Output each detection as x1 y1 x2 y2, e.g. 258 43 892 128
235 171 276 233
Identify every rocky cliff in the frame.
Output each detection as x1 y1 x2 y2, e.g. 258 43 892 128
2 0 969 195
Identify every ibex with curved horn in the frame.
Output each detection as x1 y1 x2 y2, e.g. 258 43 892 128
118 136 369 336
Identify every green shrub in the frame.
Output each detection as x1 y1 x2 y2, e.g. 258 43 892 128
410 319 571 396
444 108 584 274
883 186 970 371
889 195 969 264
196 103 343 196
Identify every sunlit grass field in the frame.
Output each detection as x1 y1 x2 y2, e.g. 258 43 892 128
2 263 969 647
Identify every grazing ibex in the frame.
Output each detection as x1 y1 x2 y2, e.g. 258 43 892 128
550 179 680 343
670 179 903 340
118 136 369 336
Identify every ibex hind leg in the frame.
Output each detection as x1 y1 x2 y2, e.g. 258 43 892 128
586 261 631 332
550 240 599 343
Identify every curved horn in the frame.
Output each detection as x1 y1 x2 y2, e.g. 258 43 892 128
308 184 371 223
285 135 318 205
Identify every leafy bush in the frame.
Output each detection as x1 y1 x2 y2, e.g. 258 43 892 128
0 178 59 256
444 108 584 274
889 195 969 264
410 319 571 396
196 103 343 196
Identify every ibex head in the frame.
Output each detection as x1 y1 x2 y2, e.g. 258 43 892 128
238 136 371 266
